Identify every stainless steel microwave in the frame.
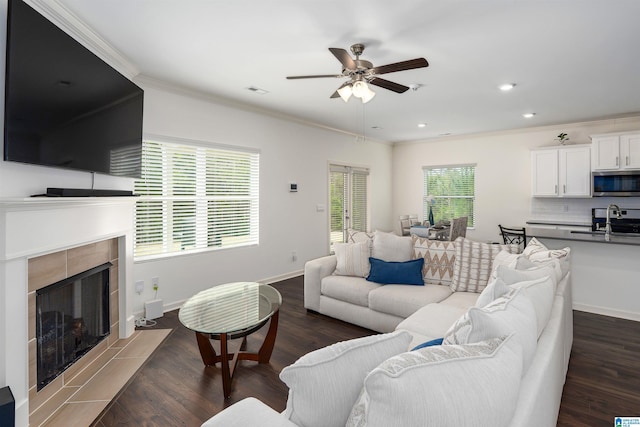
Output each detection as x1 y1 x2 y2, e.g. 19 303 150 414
592 170 640 197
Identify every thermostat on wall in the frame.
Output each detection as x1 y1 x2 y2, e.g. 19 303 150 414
290 183 298 192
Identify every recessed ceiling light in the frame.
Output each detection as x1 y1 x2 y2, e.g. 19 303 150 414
246 86 269 95
499 83 516 91
418 123 427 128
522 112 536 118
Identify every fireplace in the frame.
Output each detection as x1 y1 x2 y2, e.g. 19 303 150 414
36 263 111 391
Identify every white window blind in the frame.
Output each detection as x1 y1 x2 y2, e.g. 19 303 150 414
134 140 259 259
423 164 475 227
329 165 369 247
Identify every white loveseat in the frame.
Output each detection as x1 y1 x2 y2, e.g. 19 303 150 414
201 235 573 427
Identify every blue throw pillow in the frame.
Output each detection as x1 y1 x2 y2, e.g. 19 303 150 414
366 257 424 285
411 337 444 351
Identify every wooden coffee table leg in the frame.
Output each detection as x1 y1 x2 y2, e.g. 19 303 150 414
258 310 279 363
220 333 232 398
195 332 218 366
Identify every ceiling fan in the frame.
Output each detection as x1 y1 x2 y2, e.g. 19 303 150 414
286 43 429 103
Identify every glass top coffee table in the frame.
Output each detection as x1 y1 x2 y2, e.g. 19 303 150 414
178 282 282 398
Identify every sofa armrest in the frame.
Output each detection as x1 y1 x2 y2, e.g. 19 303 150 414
201 397 297 427
304 255 337 311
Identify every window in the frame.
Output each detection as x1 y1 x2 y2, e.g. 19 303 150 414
134 139 259 259
423 164 475 227
329 164 369 248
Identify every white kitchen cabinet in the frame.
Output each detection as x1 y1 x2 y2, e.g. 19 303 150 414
591 132 640 170
531 145 591 197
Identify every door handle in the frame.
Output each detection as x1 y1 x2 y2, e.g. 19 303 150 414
563 184 566 194
555 185 558 195
616 156 619 166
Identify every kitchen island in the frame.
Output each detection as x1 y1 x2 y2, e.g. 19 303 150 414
527 227 640 321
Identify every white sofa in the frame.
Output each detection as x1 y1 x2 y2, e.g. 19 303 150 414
202 235 573 427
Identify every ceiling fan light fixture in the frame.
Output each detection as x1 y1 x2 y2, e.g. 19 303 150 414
352 80 367 98
360 85 376 103
337 84 353 102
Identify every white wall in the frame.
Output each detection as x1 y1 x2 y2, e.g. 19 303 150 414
392 115 640 243
132 83 393 314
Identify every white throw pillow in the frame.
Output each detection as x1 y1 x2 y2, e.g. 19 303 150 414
510 276 555 338
334 241 371 277
347 229 374 244
280 331 412 427
516 256 563 285
450 237 520 293
488 250 521 282
475 277 510 308
443 287 537 373
499 263 559 291
522 237 571 277
371 231 413 262
346 334 522 427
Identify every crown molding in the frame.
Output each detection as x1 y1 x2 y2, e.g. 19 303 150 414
25 0 140 79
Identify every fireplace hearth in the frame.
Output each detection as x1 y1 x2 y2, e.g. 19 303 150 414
36 263 111 391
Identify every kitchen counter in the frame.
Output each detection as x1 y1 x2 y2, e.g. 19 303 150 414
526 219 591 227
527 227 640 246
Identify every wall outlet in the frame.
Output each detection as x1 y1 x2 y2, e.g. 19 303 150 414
151 277 159 290
135 280 144 294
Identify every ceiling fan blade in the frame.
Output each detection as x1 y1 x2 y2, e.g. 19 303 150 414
287 74 343 79
368 77 410 93
329 48 357 70
370 58 429 75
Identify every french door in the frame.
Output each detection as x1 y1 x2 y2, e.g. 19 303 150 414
329 164 369 249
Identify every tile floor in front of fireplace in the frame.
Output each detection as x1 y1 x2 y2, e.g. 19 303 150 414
31 328 171 427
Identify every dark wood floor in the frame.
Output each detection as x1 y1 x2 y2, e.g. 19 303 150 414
94 276 640 427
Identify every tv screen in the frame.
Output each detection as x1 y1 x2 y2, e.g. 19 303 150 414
4 0 143 178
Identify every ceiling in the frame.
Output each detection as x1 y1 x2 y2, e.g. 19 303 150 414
51 0 640 143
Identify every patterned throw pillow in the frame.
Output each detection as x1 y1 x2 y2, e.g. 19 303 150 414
522 237 570 261
450 237 520 293
334 242 371 277
412 236 456 286
346 335 522 427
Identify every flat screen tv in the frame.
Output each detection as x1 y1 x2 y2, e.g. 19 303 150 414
4 0 143 179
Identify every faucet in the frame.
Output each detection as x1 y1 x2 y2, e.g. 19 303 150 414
605 204 622 241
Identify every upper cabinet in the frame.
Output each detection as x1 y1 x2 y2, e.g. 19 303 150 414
531 144 591 198
591 132 640 170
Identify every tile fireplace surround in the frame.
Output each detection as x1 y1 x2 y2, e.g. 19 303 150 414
0 197 136 426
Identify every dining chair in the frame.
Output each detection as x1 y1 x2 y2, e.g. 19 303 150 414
448 216 468 241
499 225 527 248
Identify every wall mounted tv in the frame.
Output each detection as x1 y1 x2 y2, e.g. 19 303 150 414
4 0 143 179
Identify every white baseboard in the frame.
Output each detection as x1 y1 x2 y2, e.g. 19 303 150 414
573 303 640 322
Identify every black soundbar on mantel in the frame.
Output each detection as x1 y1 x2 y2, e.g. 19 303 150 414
43 188 135 197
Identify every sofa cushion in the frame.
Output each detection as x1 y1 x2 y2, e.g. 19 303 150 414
395 303 468 348
412 236 456 286
443 287 537 373
371 231 413 262
437 291 480 309
369 284 452 318
280 330 412 427
346 334 522 427
321 275 380 308
450 237 520 293
517 254 564 284
334 241 371 277
366 257 424 286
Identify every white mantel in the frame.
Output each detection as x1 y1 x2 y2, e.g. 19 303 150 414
0 197 136 426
